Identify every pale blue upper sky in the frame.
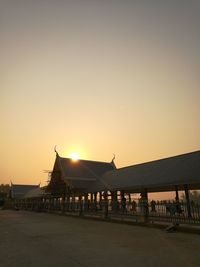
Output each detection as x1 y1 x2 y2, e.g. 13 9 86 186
1 0 200 186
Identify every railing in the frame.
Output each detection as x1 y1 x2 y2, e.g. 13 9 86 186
10 198 200 225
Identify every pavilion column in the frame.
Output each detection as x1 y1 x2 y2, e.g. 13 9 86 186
99 192 102 210
184 184 192 218
72 193 76 211
55 198 58 211
62 196 65 213
66 194 70 211
52 197 55 211
56 198 59 210
51 198 54 210
120 191 125 200
111 191 118 212
78 195 83 216
72 194 75 202
90 193 94 202
99 192 102 202
94 193 97 211
38 197 41 211
53 198 56 210
43 197 46 211
140 189 149 222
128 193 131 203
103 191 108 218
84 193 88 201
175 185 179 201
84 193 88 211
47 197 51 212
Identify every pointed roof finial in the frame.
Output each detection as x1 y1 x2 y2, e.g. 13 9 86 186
112 153 115 162
54 145 59 156
111 153 116 169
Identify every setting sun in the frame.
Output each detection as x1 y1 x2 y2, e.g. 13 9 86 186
70 152 80 161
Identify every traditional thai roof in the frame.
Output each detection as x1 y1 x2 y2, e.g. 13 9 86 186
52 155 116 191
98 150 200 193
11 184 40 199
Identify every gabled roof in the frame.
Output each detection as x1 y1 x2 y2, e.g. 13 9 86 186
11 184 39 199
52 155 116 191
99 150 200 193
59 157 115 179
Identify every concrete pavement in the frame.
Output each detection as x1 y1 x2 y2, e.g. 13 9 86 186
0 210 200 267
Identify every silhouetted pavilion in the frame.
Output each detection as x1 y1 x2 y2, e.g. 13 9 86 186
48 150 200 217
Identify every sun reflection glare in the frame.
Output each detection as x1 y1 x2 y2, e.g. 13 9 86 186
70 152 80 161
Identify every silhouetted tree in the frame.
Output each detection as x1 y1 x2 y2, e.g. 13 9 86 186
0 184 10 195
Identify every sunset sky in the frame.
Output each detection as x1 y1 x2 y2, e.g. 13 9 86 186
1 0 200 189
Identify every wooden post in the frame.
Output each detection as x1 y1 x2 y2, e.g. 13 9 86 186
90 193 94 202
99 192 102 202
62 196 65 213
128 193 131 203
72 193 75 211
175 185 179 201
111 191 118 212
120 191 125 201
94 193 97 211
48 198 50 211
99 192 102 210
66 194 70 211
184 184 192 218
104 191 108 219
79 195 83 216
140 189 149 222
84 193 88 211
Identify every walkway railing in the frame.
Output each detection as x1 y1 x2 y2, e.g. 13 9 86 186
9 198 200 225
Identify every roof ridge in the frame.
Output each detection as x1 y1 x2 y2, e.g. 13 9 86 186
59 156 113 165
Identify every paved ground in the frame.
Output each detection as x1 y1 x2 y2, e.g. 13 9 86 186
0 210 200 267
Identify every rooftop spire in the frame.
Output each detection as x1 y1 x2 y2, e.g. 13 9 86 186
111 154 116 169
54 145 59 156
112 153 115 162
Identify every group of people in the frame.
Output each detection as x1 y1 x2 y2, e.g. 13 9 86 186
117 197 157 214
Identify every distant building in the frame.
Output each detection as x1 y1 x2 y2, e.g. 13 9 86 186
10 183 40 199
